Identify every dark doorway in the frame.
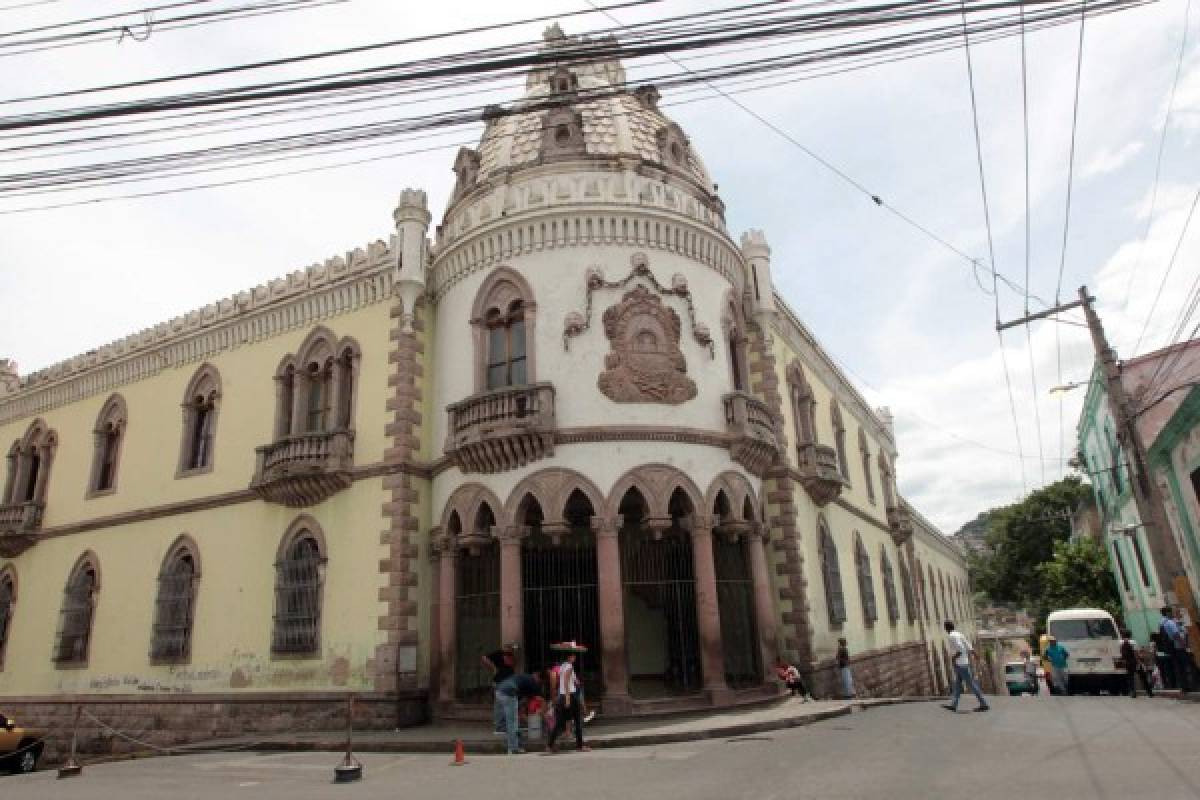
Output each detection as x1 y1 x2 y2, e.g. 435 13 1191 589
454 506 501 703
620 487 701 697
521 490 603 692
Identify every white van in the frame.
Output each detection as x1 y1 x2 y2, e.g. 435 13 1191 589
1045 608 1125 695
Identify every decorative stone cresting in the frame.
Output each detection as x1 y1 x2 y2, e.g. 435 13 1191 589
563 252 713 355
597 285 698 405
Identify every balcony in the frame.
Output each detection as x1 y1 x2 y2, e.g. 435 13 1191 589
796 442 844 506
445 383 556 474
887 503 914 546
0 500 43 557
250 430 354 507
723 392 782 478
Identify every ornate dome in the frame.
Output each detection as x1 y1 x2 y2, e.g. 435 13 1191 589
445 25 717 211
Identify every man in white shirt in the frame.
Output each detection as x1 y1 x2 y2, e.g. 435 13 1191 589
942 620 990 713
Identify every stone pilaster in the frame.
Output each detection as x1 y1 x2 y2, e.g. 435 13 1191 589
591 515 631 713
687 514 729 697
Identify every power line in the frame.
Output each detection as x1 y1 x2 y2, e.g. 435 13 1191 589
1132 186 1200 354
1054 0 1088 305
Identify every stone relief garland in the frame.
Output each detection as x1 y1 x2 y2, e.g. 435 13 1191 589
596 285 698 405
562 251 714 357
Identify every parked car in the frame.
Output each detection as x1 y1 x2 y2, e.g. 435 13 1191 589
1004 661 1037 695
0 712 44 774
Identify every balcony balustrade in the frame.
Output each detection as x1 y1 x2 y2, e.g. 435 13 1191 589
722 392 782 478
445 383 556 474
0 500 43 557
887 503 914 546
796 442 844 506
250 429 354 507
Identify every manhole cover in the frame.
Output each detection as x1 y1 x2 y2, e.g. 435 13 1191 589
726 736 774 743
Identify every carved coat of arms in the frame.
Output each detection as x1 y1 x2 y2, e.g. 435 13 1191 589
597 286 697 404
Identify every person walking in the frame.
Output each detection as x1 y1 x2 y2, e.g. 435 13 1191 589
496 672 541 754
941 621 989 713
1159 606 1191 692
482 643 518 735
1021 650 1039 696
1120 630 1153 698
1045 635 1069 694
546 641 590 754
836 638 855 699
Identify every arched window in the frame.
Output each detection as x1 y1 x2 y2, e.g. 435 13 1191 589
881 548 899 624
471 269 536 392
272 520 326 655
723 293 750 392
878 453 896 509
897 553 916 623
0 568 14 669
88 394 127 495
150 539 199 662
273 329 361 439
858 428 876 505
831 403 849 479
178 365 220 475
819 522 845 625
786 361 817 447
854 534 877 624
54 554 98 664
3 419 56 509
928 565 940 621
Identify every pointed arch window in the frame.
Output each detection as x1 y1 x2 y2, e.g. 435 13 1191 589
178 365 220 476
858 428 876 505
88 395 126 496
723 293 750 392
819 522 846 625
0 568 14 669
878 453 896 509
272 330 361 439
854 534 877 624
272 521 326 655
3 419 56 513
831 403 849 479
151 540 199 663
881 549 899 624
471 269 537 392
54 555 98 665
786 361 817 447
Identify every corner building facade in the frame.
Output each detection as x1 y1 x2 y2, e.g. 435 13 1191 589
0 29 971 754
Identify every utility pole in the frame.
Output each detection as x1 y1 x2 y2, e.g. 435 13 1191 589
997 284 1186 601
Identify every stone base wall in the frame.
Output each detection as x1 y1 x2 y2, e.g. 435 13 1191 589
1 690 427 766
804 641 934 699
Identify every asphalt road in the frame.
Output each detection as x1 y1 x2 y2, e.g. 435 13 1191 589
5 695 1200 799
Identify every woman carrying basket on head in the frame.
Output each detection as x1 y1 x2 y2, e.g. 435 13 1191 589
546 640 591 754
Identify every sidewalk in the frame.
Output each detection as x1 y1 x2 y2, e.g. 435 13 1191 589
178 697 864 757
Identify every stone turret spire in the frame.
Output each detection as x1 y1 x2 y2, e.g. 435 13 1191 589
0 358 19 399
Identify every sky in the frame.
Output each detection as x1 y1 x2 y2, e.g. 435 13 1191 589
1 0 1197 535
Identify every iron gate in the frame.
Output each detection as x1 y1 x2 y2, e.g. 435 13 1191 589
714 535 762 688
455 543 501 703
522 528 602 690
620 524 701 695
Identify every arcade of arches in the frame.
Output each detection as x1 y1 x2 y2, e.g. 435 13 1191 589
430 467 774 712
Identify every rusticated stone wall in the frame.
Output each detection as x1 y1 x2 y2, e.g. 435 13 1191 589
1 690 426 767
804 641 935 700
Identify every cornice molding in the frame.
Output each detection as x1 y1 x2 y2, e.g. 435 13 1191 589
1 251 396 426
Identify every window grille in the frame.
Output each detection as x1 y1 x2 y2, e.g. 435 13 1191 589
819 526 846 625
0 576 13 666
151 554 196 661
855 539 877 623
272 536 324 654
54 567 96 663
881 553 899 623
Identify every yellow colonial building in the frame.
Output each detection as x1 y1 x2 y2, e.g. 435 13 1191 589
0 27 972 754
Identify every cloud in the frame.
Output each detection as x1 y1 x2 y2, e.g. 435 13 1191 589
1082 141 1144 179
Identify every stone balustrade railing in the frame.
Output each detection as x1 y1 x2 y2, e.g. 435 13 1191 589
723 391 781 478
250 430 355 507
796 442 844 506
446 383 556 473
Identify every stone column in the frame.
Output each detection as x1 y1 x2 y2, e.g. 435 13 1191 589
592 515 631 713
437 536 457 707
330 358 346 430
498 526 525 657
688 514 729 698
746 524 778 680
290 372 308 435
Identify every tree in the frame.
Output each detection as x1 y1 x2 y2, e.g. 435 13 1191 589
1035 538 1122 628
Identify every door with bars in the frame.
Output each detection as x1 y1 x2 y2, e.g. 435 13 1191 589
455 543 501 703
522 528 602 692
620 524 701 696
714 534 762 688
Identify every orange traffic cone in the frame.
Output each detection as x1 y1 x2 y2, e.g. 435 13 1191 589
450 738 468 766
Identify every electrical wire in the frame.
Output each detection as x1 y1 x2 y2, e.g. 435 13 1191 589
1132 186 1200 355
1053 0 1088 306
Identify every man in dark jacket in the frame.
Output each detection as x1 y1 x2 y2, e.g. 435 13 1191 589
496 672 541 755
